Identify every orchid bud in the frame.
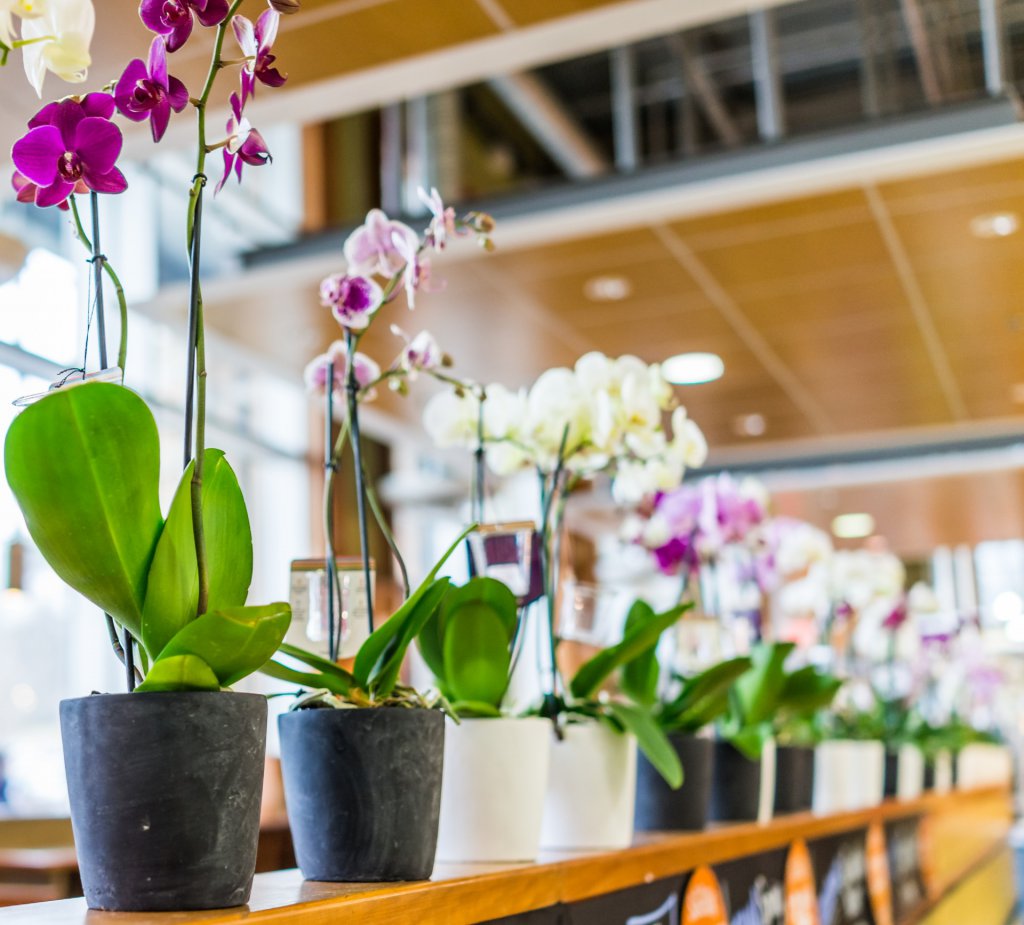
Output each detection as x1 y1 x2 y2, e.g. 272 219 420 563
441 353 454 368
269 0 300 12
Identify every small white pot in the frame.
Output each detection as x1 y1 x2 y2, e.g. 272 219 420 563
933 750 953 794
896 744 925 801
852 740 886 808
957 743 1012 789
757 738 777 825
813 740 853 814
540 720 637 851
436 716 551 863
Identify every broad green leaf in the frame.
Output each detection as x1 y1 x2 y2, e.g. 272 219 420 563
661 656 752 733
353 524 475 689
606 701 683 790
157 602 291 687
140 450 252 658
618 600 660 707
725 721 773 761
443 607 511 708
260 659 353 696
777 666 842 718
4 383 163 637
450 700 503 718
277 643 357 692
371 578 450 697
135 654 220 692
733 642 795 726
570 601 690 701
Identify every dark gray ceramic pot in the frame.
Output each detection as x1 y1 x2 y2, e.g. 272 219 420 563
635 733 712 831
279 706 445 882
710 740 762 822
773 745 814 814
60 691 267 912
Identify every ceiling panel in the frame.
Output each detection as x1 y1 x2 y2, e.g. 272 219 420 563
498 0 626 27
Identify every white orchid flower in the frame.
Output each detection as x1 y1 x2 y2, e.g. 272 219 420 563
423 390 478 449
20 0 94 96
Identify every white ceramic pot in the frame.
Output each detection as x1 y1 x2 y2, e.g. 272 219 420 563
813 740 853 814
852 740 886 808
436 716 551 863
933 749 953 794
540 720 637 851
757 738 777 825
897 744 925 801
957 743 1012 790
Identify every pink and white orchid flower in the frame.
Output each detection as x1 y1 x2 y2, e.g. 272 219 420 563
391 325 442 378
215 91 271 193
320 273 383 331
418 186 457 250
232 7 286 107
343 208 418 278
304 339 381 400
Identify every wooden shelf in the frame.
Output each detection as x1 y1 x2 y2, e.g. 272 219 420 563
0 787 1010 925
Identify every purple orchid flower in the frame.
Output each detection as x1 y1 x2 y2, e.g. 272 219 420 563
29 93 116 130
215 93 272 193
115 37 190 143
319 273 383 330
11 170 84 211
139 0 230 53
232 9 287 107
11 100 126 208
882 597 909 631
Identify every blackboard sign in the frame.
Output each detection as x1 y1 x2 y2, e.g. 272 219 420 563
483 905 565 925
810 830 873 925
885 818 924 921
564 874 686 925
713 846 788 924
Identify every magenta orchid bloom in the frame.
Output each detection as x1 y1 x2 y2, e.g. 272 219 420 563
343 208 419 278
233 9 287 107
139 0 229 52
304 340 382 399
215 92 272 193
882 598 909 631
11 100 126 208
320 273 383 330
11 170 84 211
115 38 190 143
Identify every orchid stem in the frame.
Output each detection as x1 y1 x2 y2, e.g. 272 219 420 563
323 415 350 660
344 328 375 634
364 469 410 601
182 2 240 619
68 196 128 375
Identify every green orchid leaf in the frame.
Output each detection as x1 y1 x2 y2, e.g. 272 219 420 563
443 607 512 708
135 654 220 692
450 700 504 718
259 658 353 697
662 656 752 733
353 524 475 690
371 578 451 697
732 641 795 726
156 602 291 687
278 643 357 690
726 721 773 761
777 666 842 718
140 449 253 658
570 600 690 701
4 382 163 638
606 701 683 789
618 600 661 707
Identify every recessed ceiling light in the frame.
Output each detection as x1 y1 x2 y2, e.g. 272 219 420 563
831 513 875 539
584 275 632 302
662 352 724 385
970 212 1019 239
734 413 767 437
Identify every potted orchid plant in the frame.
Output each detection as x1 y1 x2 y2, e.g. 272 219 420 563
2 0 295 912
261 197 496 882
425 355 707 850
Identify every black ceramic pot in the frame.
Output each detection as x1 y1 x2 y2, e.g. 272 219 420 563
774 745 814 814
923 760 936 791
60 691 267 912
279 706 445 881
710 741 763 822
884 750 900 798
635 734 712 831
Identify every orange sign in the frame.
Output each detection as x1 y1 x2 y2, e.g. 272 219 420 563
865 822 894 925
785 838 820 925
681 865 729 925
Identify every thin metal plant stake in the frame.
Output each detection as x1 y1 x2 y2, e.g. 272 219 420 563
324 362 338 662
89 192 136 693
473 390 485 523
344 328 374 635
